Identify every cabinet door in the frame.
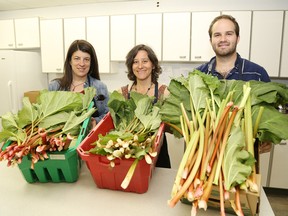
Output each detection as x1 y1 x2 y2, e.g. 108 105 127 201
14 17 40 48
64 17 86 56
191 12 219 62
110 15 135 61
0 20 15 49
222 11 251 60
269 141 288 189
87 16 110 73
259 151 271 187
163 12 190 61
250 11 284 77
280 11 288 78
136 13 162 60
40 19 64 73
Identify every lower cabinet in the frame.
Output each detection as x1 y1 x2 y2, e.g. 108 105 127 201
269 141 288 189
260 140 288 189
259 151 271 187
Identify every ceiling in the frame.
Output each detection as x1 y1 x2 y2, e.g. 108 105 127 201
0 0 137 11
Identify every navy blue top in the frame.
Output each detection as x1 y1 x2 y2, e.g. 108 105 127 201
196 53 271 82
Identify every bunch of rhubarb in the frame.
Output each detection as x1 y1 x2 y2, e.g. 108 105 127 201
88 91 162 189
160 70 288 215
0 88 96 169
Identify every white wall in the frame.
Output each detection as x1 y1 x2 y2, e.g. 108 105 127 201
1 0 288 92
1 0 288 168
1 0 288 19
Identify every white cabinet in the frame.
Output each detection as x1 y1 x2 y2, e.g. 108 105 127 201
222 11 252 60
190 12 219 62
163 12 191 61
14 17 40 49
86 16 110 73
63 17 86 56
110 15 135 61
0 19 15 49
259 151 271 187
0 17 40 49
280 11 288 78
40 19 64 73
269 141 288 189
136 13 162 60
250 11 284 77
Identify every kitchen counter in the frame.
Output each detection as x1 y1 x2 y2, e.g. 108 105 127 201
0 162 275 216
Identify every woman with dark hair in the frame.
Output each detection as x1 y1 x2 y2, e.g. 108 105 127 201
119 44 171 168
48 39 109 125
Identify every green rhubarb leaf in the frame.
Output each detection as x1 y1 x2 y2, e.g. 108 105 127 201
61 108 96 135
188 73 209 113
38 111 70 129
252 105 288 143
16 97 39 129
160 79 191 138
83 87 97 110
108 91 136 130
134 96 161 133
38 91 83 118
223 126 254 190
0 112 19 133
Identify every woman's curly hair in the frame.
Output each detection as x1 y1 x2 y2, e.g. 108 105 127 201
125 44 162 84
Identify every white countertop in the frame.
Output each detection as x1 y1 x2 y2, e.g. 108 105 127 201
0 162 275 216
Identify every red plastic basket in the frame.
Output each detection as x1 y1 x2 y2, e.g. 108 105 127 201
77 112 164 193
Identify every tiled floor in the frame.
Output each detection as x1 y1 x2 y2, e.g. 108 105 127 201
264 187 288 216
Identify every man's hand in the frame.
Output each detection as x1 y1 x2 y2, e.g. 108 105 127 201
259 142 272 154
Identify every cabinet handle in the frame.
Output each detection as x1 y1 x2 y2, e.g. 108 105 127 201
56 68 62 72
179 56 186 59
17 43 23 46
194 56 202 59
8 44 14 47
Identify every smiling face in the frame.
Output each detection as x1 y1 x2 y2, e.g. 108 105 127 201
210 18 239 57
132 50 154 81
70 50 91 78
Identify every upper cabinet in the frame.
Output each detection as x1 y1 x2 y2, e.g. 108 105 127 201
0 19 15 49
190 12 220 62
222 11 252 60
14 17 40 49
40 19 64 73
87 16 110 73
280 11 288 78
250 11 284 77
163 12 191 61
136 13 162 60
0 17 40 49
63 17 86 56
110 15 135 61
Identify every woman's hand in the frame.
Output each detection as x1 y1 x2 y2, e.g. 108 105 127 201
90 118 97 129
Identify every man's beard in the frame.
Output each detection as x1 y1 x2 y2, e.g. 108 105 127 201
213 44 237 57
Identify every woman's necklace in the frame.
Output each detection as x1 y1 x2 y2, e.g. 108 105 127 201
71 82 85 91
134 82 153 95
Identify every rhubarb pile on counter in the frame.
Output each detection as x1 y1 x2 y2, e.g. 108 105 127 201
160 70 288 216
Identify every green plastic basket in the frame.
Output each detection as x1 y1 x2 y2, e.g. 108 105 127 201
1 107 92 183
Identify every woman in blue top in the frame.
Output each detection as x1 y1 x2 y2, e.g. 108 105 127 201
48 39 109 126
197 14 271 82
